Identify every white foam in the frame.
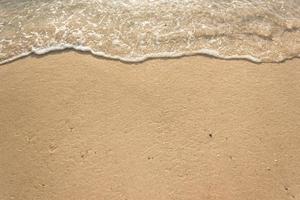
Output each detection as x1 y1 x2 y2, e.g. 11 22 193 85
0 52 32 65
0 44 263 65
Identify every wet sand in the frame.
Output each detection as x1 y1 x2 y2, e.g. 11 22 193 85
0 52 300 200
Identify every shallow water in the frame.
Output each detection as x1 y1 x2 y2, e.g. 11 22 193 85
0 0 300 64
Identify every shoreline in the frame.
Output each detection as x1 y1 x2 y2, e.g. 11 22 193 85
1 47 300 66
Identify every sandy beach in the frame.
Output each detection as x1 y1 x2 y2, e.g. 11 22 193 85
0 52 300 200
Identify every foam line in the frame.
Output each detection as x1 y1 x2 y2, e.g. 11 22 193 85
0 44 263 65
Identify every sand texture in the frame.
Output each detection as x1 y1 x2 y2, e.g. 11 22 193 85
0 53 300 200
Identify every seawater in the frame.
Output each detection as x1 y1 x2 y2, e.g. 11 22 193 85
0 0 299 64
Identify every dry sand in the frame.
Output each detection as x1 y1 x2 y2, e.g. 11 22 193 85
0 52 300 200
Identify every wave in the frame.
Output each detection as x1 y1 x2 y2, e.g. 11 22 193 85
0 0 299 64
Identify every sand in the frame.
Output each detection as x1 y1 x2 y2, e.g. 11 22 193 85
0 52 300 200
